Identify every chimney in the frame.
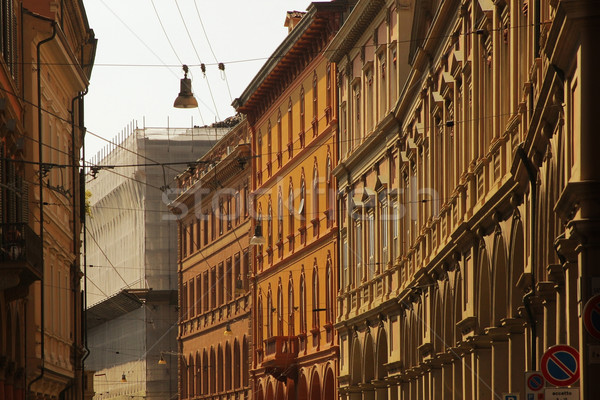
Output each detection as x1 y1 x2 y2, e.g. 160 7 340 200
284 11 306 33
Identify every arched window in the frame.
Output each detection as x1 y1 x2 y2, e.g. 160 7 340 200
234 340 241 389
257 130 263 184
312 71 318 134
277 280 284 335
326 254 334 325
300 86 305 147
217 345 224 392
267 287 273 337
288 274 295 336
300 171 306 243
326 150 334 227
225 342 232 391
257 203 264 270
300 268 307 335
243 336 250 386
257 295 264 354
202 349 208 394
277 110 282 166
287 97 293 158
210 347 216 393
326 63 332 122
288 179 295 251
312 261 320 330
267 196 273 262
313 71 319 120
267 120 272 176
182 356 188 398
278 187 284 257
312 160 319 237
188 355 194 397
196 352 201 395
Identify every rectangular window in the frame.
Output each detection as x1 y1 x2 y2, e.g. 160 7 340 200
218 263 224 305
189 279 195 317
354 219 362 285
393 200 399 261
368 211 375 279
182 224 188 258
242 250 250 291
196 218 201 250
210 268 216 309
203 213 209 245
342 236 348 290
203 271 209 311
226 258 233 302
196 275 202 315
211 208 216 240
381 202 388 267
234 253 241 297
182 282 188 320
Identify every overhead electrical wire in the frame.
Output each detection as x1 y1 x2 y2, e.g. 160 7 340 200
174 0 220 121
192 0 234 102
9 21 542 70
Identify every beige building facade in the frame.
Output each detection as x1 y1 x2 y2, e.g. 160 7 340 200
327 0 600 399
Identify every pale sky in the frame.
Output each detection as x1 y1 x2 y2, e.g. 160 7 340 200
82 0 311 161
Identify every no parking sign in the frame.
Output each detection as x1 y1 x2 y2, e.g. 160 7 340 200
540 345 580 387
583 294 600 340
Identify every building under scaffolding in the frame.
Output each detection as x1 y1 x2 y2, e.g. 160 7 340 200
84 123 230 400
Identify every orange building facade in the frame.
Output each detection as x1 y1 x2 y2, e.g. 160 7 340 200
233 4 349 400
171 117 253 400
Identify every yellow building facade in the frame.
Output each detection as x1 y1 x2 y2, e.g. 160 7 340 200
327 0 600 399
0 1 96 400
233 4 348 400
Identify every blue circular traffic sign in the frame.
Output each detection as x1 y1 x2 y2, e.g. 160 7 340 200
526 373 544 391
583 294 600 340
541 345 580 387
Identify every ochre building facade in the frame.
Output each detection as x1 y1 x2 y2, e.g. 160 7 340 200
327 0 600 399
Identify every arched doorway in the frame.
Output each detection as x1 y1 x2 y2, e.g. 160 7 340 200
375 330 388 400
309 370 321 400
323 367 335 400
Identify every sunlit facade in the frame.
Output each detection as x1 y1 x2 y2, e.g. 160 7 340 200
0 1 96 399
327 0 600 399
171 117 252 400
233 4 349 400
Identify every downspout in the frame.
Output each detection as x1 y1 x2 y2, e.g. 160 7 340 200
516 144 538 370
70 87 88 400
28 21 57 399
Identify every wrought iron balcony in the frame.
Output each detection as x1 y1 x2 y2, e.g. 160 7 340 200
0 222 43 289
262 335 299 382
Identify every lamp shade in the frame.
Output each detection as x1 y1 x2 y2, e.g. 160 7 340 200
250 225 266 246
174 76 198 109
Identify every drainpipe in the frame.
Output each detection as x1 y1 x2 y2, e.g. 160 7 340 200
70 86 88 400
516 143 538 370
28 21 57 399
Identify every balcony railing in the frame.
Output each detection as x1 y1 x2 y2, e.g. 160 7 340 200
263 336 299 381
0 222 43 285
263 336 299 367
